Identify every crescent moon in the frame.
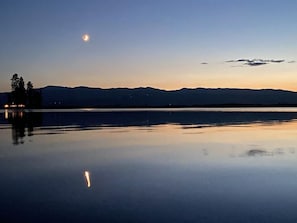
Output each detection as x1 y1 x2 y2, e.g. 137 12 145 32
82 34 90 42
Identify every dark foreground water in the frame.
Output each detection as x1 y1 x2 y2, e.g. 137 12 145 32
1 108 297 222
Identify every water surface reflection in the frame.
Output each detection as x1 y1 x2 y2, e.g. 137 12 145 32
2 109 297 145
1 109 297 222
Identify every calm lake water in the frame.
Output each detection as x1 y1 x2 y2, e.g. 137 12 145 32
1 108 297 222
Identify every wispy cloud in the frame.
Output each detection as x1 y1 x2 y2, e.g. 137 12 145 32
226 58 285 67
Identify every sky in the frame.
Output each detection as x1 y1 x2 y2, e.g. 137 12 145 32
1 0 297 92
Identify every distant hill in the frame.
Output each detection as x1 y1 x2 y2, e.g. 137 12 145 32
2 86 297 108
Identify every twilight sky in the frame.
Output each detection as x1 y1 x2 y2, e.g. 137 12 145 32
1 0 297 92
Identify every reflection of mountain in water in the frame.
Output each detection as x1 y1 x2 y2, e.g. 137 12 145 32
2 110 297 128
37 110 297 129
2 110 297 144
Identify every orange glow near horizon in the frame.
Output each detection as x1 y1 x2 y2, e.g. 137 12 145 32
2 76 296 93
33 64 297 92
2 65 297 92
60 80 297 92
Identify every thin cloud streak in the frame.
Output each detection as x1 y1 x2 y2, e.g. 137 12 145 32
226 58 286 67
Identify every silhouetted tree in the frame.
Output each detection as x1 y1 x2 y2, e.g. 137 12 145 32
10 74 26 105
26 81 41 108
27 81 34 107
15 76 26 105
8 74 42 108
11 73 19 91
10 74 19 104
27 81 33 91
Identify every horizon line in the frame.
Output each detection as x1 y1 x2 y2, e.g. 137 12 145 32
1 85 296 93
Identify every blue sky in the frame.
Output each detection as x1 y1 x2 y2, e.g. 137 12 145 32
1 0 297 92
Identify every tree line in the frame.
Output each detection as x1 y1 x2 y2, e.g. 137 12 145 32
8 74 41 108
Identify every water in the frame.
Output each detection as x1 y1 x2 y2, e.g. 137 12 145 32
1 108 297 222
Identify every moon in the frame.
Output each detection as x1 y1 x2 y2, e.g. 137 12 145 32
82 34 90 42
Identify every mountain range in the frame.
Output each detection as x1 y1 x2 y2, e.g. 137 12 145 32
2 86 297 108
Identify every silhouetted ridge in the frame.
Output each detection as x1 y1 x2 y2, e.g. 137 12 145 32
1 86 297 108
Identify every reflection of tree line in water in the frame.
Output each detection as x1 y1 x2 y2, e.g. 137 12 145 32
5 110 92 189
5 110 42 145
5 110 297 145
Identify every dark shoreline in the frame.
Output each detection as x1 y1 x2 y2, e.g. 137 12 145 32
39 104 297 109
